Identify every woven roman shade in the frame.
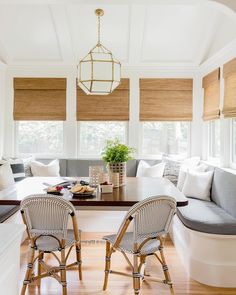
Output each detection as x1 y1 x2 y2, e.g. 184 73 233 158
223 58 236 118
202 69 220 121
139 78 193 121
77 78 129 121
14 78 66 121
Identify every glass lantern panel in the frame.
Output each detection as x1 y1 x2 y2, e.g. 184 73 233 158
92 81 112 94
79 81 92 94
93 61 113 80
112 56 120 63
113 62 121 82
82 53 92 61
80 61 92 81
91 52 113 61
111 81 120 91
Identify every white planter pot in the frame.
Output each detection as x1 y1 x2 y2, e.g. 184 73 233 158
108 162 126 186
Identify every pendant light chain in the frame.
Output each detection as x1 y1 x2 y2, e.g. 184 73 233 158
78 8 121 95
98 14 101 46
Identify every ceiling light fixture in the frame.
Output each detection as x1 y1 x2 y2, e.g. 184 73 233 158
78 8 121 95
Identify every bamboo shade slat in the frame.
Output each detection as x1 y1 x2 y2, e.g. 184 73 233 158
223 58 236 118
13 78 66 121
77 79 130 121
202 69 220 121
139 78 193 121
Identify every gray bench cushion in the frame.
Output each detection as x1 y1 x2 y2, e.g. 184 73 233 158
177 198 236 235
211 168 236 218
0 205 19 223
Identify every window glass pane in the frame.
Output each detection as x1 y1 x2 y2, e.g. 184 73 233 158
17 121 63 155
79 121 127 156
232 119 236 163
142 122 189 157
208 120 220 158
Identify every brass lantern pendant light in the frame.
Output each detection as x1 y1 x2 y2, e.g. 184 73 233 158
78 9 121 95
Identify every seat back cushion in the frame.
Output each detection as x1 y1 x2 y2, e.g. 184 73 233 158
66 159 137 177
211 168 236 218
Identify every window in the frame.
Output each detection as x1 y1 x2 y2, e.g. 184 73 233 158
16 121 63 156
79 121 127 157
232 118 236 163
141 122 190 157
208 120 220 159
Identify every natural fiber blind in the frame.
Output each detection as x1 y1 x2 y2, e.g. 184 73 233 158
14 78 66 121
202 69 220 121
77 79 129 121
139 78 193 121
223 58 236 118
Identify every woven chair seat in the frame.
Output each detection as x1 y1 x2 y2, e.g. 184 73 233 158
103 232 161 255
35 229 81 252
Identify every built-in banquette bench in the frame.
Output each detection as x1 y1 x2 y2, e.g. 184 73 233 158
1 158 236 287
171 167 236 287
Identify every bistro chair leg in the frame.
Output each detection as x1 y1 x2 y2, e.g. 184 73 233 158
133 255 141 295
60 248 67 295
76 242 82 280
37 251 44 286
21 246 35 295
103 241 112 291
159 246 173 288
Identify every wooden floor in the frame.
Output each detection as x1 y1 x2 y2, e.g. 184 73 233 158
20 233 236 295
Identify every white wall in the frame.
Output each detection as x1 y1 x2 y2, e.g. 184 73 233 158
0 63 6 158
3 65 200 159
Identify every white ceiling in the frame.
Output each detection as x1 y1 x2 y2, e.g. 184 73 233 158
0 0 236 67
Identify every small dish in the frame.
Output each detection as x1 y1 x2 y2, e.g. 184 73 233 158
47 191 63 196
72 192 96 199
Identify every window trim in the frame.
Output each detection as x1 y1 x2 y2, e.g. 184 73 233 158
207 120 221 166
77 121 129 159
14 121 65 159
230 118 236 169
138 121 191 159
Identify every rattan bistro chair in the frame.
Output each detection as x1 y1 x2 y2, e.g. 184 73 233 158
20 194 82 295
102 195 176 295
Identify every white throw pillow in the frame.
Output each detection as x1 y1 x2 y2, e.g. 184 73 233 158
136 160 166 178
22 156 35 177
0 163 15 190
30 160 60 177
177 164 208 191
182 170 214 201
3 156 34 177
182 156 200 167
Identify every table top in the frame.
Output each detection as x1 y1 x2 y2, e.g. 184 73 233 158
0 177 188 207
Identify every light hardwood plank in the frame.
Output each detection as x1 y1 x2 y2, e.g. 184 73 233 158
19 233 236 295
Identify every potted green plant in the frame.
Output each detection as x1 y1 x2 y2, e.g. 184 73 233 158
102 139 135 186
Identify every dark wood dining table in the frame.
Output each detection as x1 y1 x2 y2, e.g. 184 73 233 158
0 177 188 208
